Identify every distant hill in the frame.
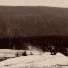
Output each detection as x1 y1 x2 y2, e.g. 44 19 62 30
0 6 68 38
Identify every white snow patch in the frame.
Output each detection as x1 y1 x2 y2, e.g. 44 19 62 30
0 52 68 68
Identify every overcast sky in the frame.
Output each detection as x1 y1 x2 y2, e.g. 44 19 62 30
0 0 68 8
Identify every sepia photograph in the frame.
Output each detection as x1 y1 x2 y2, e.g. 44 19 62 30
0 0 68 68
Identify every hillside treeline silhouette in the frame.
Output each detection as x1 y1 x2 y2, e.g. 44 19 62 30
0 6 68 37
0 36 68 56
0 6 68 56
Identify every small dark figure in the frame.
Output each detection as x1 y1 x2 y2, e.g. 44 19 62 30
22 51 27 56
15 52 19 57
50 46 56 55
30 52 33 55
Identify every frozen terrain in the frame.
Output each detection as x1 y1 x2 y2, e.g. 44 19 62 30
0 49 68 68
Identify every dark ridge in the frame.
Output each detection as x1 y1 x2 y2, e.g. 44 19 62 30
0 6 68 38
0 36 68 49
0 6 68 56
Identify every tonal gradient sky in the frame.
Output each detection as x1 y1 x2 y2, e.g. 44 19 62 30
0 0 68 8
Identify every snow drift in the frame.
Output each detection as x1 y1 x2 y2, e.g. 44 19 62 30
0 52 68 68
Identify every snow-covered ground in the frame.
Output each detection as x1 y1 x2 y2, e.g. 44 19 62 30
0 49 42 58
0 49 25 58
0 49 68 68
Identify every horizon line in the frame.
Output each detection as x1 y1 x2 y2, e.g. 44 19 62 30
0 5 68 9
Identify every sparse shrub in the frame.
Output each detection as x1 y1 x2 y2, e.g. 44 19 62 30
22 51 27 56
15 52 19 57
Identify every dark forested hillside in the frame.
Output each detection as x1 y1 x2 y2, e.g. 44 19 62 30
0 6 68 38
0 6 68 55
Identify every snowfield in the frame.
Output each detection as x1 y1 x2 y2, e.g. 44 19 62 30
0 50 68 68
